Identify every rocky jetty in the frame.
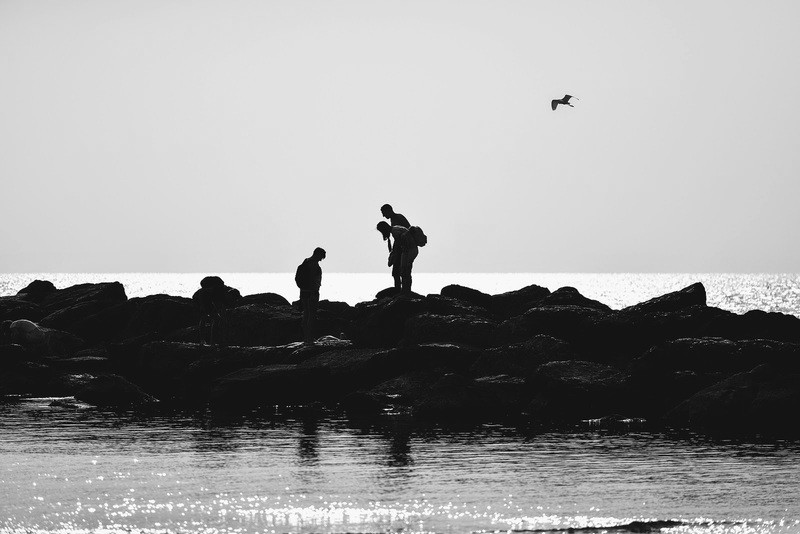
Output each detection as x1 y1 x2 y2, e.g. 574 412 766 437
2 278 799 436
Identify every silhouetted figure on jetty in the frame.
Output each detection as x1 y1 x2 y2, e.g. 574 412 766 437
192 276 241 345
295 247 326 343
377 222 425 293
551 94 578 110
380 204 411 290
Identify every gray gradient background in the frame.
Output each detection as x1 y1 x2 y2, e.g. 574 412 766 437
2 1 798 273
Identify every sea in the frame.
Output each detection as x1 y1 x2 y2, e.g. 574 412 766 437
2 273 800 534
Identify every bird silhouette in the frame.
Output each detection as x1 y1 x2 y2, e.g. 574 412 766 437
551 94 578 110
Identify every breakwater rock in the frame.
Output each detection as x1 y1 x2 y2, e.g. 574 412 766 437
2 279 799 436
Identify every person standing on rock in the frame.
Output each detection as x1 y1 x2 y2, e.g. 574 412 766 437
380 204 410 290
377 222 418 293
295 247 326 343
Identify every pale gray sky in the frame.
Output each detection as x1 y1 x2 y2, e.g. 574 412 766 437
2 0 799 273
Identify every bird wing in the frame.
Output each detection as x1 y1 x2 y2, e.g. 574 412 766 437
551 100 558 110
563 95 573 102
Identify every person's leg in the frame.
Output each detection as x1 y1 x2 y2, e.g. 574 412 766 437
305 291 319 342
391 249 402 289
402 246 419 293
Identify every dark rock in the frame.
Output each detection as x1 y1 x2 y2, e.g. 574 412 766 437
584 304 733 364
403 313 496 347
349 294 429 348
223 303 302 346
48 356 111 375
3 319 84 357
471 335 577 378
0 361 56 396
0 296 44 322
629 338 743 377
16 280 57 302
440 284 492 309
239 293 292 307
75 374 159 408
376 287 404 300
394 343 481 374
39 282 127 315
538 286 611 312
490 283 551 318
622 282 706 314
525 360 631 422
48 373 96 396
423 294 492 319
702 309 800 343
210 364 328 407
666 364 800 435
492 305 608 347
583 414 648 430
297 347 396 395
0 343 30 368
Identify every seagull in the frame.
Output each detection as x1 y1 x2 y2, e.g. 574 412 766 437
551 94 578 111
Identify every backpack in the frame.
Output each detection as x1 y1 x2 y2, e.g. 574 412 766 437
295 260 311 289
409 226 427 247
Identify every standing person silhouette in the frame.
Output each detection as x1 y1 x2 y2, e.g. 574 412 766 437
377 222 418 293
380 204 410 290
295 247 326 343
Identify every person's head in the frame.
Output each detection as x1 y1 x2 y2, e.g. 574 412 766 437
312 247 326 261
380 204 394 218
376 221 392 241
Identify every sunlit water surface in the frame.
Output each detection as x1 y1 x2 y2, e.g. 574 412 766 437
2 273 800 315
1 399 799 534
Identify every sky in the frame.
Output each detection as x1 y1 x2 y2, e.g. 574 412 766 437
1 0 799 273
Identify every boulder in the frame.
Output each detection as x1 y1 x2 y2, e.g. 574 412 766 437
38 282 127 315
348 294 429 347
0 296 44 322
210 364 328 407
423 294 492 320
471 335 577 378
490 283 551 318
393 343 481 374
239 293 292 307
622 282 706 314
297 347 397 395
16 280 57 302
403 313 496 347
2 319 84 357
525 360 631 422
75 374 159 408
702 310 800 343
584 304 733 364
666 364 800 435
492 305 608 347
629 338 744 377
222 303 302 346
440 284 492 310
538 287 611 312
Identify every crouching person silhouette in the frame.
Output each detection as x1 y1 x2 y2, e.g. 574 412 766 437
295 247 326 343
377 222 425 293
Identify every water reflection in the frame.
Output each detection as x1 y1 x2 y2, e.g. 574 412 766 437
2 399 800 534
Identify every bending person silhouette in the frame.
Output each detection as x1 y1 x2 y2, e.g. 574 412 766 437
380 204 410 290
377 222 418 293
295 247 326 343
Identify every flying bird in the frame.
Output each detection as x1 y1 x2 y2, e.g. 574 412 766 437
551 94 578 111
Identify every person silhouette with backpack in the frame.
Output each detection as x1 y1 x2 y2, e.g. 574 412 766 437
380 204 411 290
295 247 326 343
376 222 426 293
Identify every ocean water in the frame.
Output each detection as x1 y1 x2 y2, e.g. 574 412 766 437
2 272 800 316
1 399 799 534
